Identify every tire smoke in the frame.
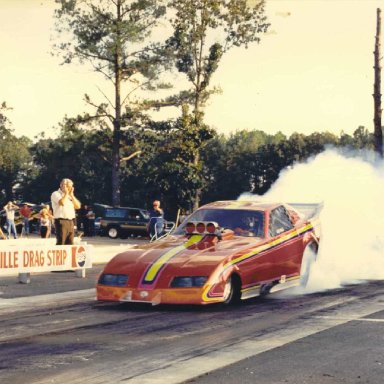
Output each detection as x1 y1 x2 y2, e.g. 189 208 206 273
239 148 384 293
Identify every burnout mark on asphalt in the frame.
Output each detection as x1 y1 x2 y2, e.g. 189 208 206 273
125 295 384 384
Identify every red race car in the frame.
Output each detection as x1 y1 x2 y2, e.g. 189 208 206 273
96 201 321 305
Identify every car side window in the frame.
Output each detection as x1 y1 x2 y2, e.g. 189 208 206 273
269 206 294 237
105 208 126 219
128 209 141 220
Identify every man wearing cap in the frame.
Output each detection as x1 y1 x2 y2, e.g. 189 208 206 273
51 178 81 245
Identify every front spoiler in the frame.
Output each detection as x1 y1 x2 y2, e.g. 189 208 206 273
119 291 162 306
96 285 220 305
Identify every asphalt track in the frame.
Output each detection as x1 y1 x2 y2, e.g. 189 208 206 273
1 237 384 383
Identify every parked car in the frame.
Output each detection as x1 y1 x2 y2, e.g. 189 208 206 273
93 203 112 218
96 200 322 306
99 207 150 239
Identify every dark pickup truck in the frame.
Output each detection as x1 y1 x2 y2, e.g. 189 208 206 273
99 206 149 239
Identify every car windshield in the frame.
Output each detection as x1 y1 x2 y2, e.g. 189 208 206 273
175 208 265 238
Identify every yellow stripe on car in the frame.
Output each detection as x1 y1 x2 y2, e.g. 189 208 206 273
143 235 203 283
224 223 313 269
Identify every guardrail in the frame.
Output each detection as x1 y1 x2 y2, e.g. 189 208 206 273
0 238 92 283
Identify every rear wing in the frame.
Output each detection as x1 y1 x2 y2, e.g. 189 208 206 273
287 202 324 221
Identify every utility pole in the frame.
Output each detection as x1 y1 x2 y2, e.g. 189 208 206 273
373 8 383 157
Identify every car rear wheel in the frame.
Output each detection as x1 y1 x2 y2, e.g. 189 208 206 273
222 275 241 305
107 227 119 239
260 282 273 296
300 242 318 287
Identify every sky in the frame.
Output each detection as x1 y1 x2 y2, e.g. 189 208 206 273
0 0 383 140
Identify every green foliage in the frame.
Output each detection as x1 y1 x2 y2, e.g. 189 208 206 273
125 105 216 215
167 0 269 110
5 119 376 217
167 0 269 207
0 103 32 201
353 126 374 150
22 119 113 204
53 0 172 205
52 0 270 209
54 0 167 72
201 129 341 202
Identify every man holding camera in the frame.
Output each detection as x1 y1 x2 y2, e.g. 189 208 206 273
51 178 81 245
3 201 19 239
147 200 165 239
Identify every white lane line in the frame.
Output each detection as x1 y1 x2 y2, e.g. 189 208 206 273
316 316 384 323
125 295 384 384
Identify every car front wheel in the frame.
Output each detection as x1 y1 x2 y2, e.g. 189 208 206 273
222 275 241 305
107 227 119 239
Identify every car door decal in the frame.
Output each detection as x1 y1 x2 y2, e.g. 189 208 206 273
202 223 314 302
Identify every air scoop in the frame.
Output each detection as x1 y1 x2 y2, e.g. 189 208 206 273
184 221 234 241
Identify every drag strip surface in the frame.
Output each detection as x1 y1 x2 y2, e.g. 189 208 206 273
1 281 384 384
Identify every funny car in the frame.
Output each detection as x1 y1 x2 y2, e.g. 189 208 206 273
96 200 321 305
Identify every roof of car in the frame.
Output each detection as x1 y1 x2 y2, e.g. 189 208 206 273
106 206 147 211
199 200 281 211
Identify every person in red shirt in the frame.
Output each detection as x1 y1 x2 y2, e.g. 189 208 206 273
20 204 32 236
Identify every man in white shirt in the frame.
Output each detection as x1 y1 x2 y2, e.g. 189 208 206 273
51 178 81 245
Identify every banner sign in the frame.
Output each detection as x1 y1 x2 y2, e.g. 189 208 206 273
0 243 92 276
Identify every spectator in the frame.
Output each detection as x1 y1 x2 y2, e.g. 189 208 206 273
148 200 164 239
3 201 19 239
0 225 6 240
51 178 81 245
40 205 54 238
78 204 89 235
179 209 190 224
19 204 32 236
39 208 51 238
86 206 96 237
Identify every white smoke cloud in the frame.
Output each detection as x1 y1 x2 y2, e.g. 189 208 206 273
239 148 384 293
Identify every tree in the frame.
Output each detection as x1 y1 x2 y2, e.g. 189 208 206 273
352 126 374 150
53 0 170 206
0 102 32 201
373 8 382 156
148 105 214 214
167 0 269 208
24 118 113 204
201 130 277 201
336 126 373 152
